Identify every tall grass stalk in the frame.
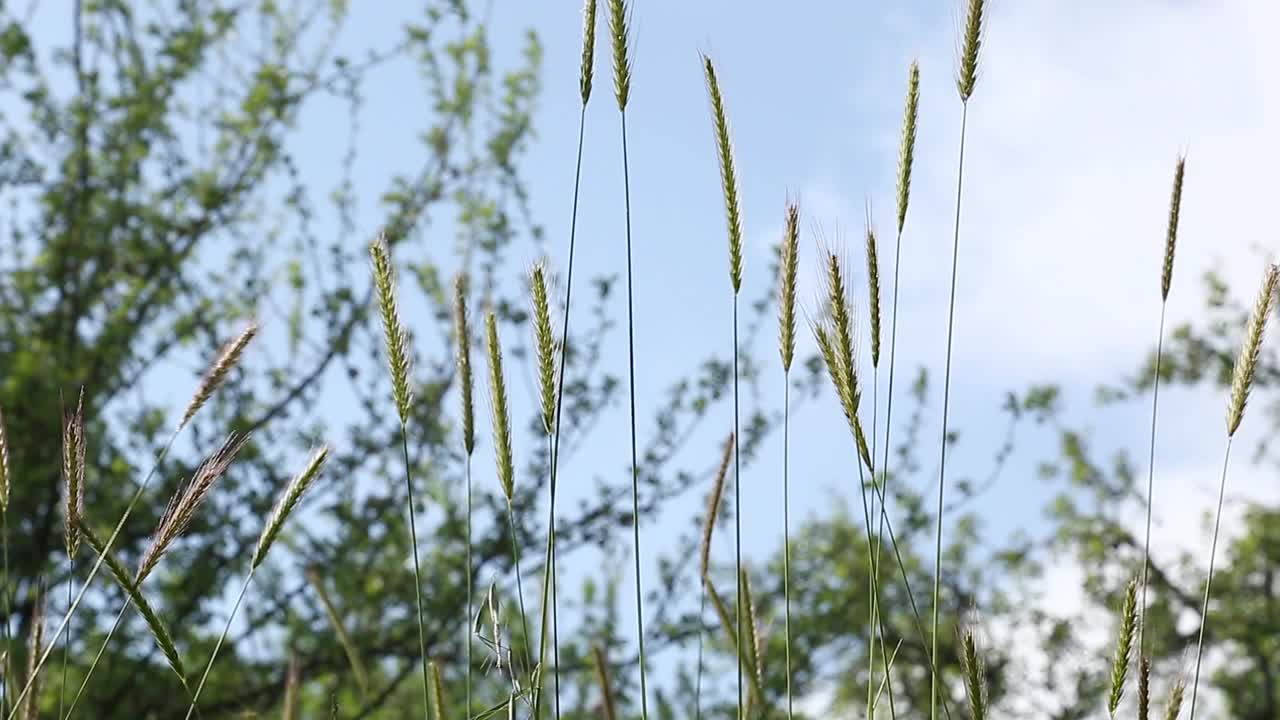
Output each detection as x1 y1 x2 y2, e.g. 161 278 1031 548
872 60 920 720
934 3 986 717
1138 156 1185 656
1188 263 1278 719
59 387 86 720
609 1 649 716
863 208 886 720
370 234 431 716
530 261 561 720
184 445 329 720
696 433 734 719
777 200 799 719
453 273 477 715
6 320 258 720
702 51 745 720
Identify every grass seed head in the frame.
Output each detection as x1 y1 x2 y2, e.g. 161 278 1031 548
23 584 45 720
529 262 558 436
778 202 800 372
62 386 86 558
429 661 447 720
253 445 330 570
703 54 744 294
1227 263 1279 436
1162 156 1186 300
897 61 921 235
1138 655 1151 720
183 320 259 430
699 432 735 580
581 0 598 105
1165 674 1186 720
608 0 631 110
1109 578 1139 716
961 629 987 720
865 207 882 368
0 401 10 512
370 234 414 426
592 645 618 720
454 274 476 455
485 311 515 502
956 0 987 102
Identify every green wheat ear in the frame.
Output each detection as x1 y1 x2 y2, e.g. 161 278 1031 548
253 445 330 570
529 262 558 436
484 310 515 502
370 234 413 426
61 386 86 558
607 0 631 111
453 274 476 456
1226 263 1279 437
702 54 744 295
865 208 882 368
580 0 598 105
1108 578 1139 717
1161 156 1186 300
960 629 987 720
778 202 799 372
897 61 921 236
956 0 987 101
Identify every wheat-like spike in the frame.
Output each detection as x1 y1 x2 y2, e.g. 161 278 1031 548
592 645 617 720
484 311 515 502
1108 579 1139 716
1161 156 1186 300
960 630 986 720
699 433 735 580
956 0 986 102
580 0 598 105
252 445 330 570
866 209 882 368
778 202 799 372
453 274 476 456
812 319 858 434
530 263 558 436
1226 263 1279 436
283 650 300 720
897 61 921 236
182 320 259 430
1165 676 1186 720
62 387 86 558
739 568 763 686
823 249 860 412
22 585 45 720
1138 656 1152 720
0 401 10 511
305 567 370 695
370 234 414 426
703 55 744 295
81 523 186 683
430 661 448 720
136 433 249 584
607 0 630 111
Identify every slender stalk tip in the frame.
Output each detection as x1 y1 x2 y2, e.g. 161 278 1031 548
182 320 259 430
581 0 599 105
778 202 800 372
253 444 330 569
702 54 744 294
485 311 515 501
1226 263 1279 436
370 234 414 426
454 273 476 456
956 0 987 101
608 0 631 111
1162 156 1186 300
897 61 921 235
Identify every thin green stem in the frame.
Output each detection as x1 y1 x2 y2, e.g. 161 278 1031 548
732 297 742 720
506 500 534 677
1138 302 1167 656
783 376 793 720
65 602 129 715
620 110 650 720
1188 438 1234 720
8 424 183 720
465 454 473 718
853 437 899 720
933 101 970 720
868 368 879 719
695 584 706 720
1 509 8 718
184 568 255 720
59 561 72 720
400 426 431 719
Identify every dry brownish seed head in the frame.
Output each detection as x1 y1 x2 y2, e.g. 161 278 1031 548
182 320 259 430
580 0 599 105
739 568 763 684
0 401 10 512
820 244 861 413
62 387 86 558
454 274 476 455
485 311 515 502
137 433 250 585
956 0 986 102
703 54 744 295
1109 578 1139 717
699 432 735 580
811 316 861 444
1162 156 1186 301
23 584 46 720
370 234 414 426
1165 675 1186 720
865 206 882 368
778 202 800 372
897 61 921 236
429 661 447 720
253 445 330 570
1226 263 1279 436
1138 656 1152 720
607 0 631 111
530 262 558 436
